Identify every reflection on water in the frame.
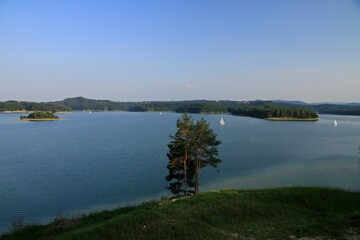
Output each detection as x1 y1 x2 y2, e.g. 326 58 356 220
203 157 360 191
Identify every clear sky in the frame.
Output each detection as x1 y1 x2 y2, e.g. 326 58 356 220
1 0 359 102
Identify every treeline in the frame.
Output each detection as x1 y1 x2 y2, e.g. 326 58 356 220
0 101 72 112
175 103 227 113
313 104 360 116
231 106 319 119
51 97 274 113
274 102 360 116
2 97 359 116
20 111 59 119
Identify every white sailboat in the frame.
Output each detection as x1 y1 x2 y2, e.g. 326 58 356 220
89 110 92 114
160 112 162 115
220 117 225 125
334 120 337 126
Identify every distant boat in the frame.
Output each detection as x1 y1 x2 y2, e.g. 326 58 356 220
160 112 162 115
220 117 225 125
90 111 92 114
334 120 337 126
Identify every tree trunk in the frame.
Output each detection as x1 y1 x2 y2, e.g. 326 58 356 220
184 129 188 196
184 159 187 196
195 156 198 195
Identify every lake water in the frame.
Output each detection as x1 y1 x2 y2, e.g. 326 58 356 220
0 112 359 234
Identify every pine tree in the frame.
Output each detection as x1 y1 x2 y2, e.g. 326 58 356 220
193 118 222 195
166 113 195 196
166 114 222 196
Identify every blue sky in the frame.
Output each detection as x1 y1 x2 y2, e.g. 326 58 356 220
1 0 359 102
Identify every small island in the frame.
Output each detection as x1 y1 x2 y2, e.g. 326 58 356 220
20 111 63 121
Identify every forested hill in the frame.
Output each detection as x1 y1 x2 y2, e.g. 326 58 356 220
273 101 360 116
0 101 72 112
50 97 274 113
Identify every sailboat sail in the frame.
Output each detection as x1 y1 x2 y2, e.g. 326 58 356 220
220 117 225 125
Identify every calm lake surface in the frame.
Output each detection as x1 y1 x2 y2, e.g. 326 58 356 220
0 112 359 233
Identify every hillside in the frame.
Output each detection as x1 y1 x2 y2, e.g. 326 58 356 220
0 101 72 113
272 100 360 116
50 97 274 113
2 187 359 240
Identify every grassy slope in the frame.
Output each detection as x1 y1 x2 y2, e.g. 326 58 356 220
2 187 359 240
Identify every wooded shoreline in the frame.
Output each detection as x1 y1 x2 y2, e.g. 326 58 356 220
0 111 71 113
265 117 319 121
2 97 360 116
20 118 64 121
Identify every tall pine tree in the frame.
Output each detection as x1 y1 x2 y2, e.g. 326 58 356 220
193 118 222 195
166 113 221 196
166 113 195 196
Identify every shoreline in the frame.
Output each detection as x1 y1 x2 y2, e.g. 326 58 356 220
20 118 64 121
0 111 72 113
265 117 319 121
0 110 32 113
2 187 358 239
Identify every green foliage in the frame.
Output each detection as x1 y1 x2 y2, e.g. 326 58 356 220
2 187 359 240
175 103 227 114
166 114 195 195
273 102 360 116
21 111 60 119
0 101 71 112
314 104 360 115
231 106 318 119
166 114 221 196
50 97 275 113
193 119 222 194
51 97 128 111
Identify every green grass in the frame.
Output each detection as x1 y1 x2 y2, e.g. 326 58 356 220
2 187 359 240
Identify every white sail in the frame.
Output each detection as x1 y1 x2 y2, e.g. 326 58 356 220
220 117 225 125
334 120 337 126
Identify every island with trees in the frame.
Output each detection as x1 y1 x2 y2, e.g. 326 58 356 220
20 111 62 121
